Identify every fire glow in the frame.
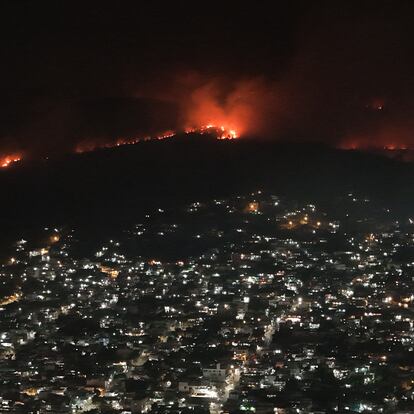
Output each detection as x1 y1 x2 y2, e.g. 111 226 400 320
0 154 22 168
75 130 176 153
185 124 238 140
75 125 239 154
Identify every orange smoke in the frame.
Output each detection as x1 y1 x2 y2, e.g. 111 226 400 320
340 122 414 151
179 77 276 138
74 75 284 154
0 154 22 168
183 82 244 135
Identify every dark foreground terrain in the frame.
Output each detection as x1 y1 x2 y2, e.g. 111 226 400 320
1 134 413 253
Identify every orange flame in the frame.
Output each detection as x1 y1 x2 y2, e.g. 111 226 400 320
75 126 239 154
0 154 22 168
185 124 239 139
176 79 249 139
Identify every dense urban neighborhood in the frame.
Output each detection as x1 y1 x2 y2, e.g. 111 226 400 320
1 191 414 414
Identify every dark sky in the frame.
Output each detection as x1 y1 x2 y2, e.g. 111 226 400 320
1 1 414 156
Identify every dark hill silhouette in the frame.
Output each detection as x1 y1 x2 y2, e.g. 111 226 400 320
0 133 412 248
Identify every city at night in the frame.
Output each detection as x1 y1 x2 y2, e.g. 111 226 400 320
1 2 414 413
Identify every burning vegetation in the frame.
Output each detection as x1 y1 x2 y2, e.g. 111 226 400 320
0 154 22 168
75 125 239 154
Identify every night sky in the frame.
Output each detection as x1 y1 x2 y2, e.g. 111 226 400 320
2 1 414 157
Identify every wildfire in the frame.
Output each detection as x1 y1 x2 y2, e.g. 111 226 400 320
191 124 239 140
340 141 411 151
76 125 239 153
76 129 179 153
0 154 22 168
